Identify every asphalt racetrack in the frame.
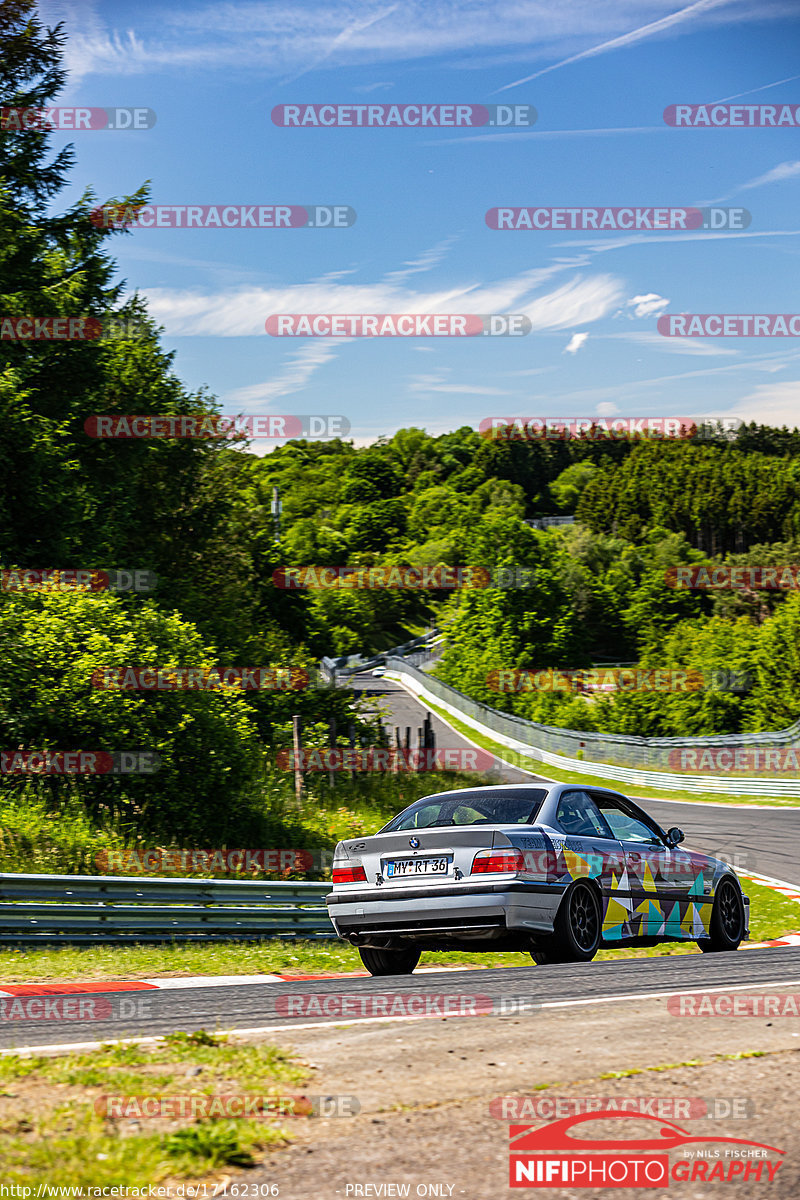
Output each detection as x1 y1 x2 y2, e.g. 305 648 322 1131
4 671 800 1197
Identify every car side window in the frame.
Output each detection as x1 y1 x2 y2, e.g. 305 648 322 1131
556 791 615 839
593 795 664 845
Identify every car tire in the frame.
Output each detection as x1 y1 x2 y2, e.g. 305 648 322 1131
530 881 601 964
358 946 421 976
697 877 745 953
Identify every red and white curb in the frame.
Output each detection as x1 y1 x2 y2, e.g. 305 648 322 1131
741 870 800 904
738 870 800 948
0 965 458 998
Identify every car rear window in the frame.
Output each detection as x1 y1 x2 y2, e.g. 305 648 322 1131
380 789 548 832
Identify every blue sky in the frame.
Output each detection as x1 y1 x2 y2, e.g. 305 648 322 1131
38 0 800 445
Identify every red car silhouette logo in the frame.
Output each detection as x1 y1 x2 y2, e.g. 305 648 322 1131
510 1110 784 1154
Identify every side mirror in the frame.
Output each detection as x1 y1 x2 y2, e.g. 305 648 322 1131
666 827 685 848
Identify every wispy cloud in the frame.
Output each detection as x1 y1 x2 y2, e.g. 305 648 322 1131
539 349 800 405
564 332 588 354
626 293 669 319
408 374 513 395
278 3 401 86
384 236 460 285
556 229 800 254
714 73 800 103
145 261 623 403
701 160 800 204
602 331 739 357
40 0 784 84
738 160 800 191
430 126 661 147
494 0 736 92
226 340 342 405
728 378 800 428
146 266 623 338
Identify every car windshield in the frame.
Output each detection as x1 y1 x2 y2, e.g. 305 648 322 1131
379 789 548 832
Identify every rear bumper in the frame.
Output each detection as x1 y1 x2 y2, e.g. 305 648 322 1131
325 880 565 944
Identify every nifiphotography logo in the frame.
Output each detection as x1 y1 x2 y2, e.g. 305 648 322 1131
508 1111 784 1187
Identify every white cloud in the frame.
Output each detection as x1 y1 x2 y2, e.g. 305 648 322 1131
430 126 661 146
225 339 342 405
728 379 800 428
145 262 623 404
495 0 738 92
703 160 800 204
626 293 669 319
525 275 625 330
596 402 620 415
40 0 786 84
410 380 513 395
564 332 588 354
603 331 739 357
714 73 800 103
145 266 623 339
537 349 800 405
739 160 800 191
559 230 800 252
384 236 460 285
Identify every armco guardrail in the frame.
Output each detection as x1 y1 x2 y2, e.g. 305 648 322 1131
384 657 800 798
0 874 335 945
321 628 441 682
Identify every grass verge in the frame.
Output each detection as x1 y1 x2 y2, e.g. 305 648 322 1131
0 1032 310 1186
0 879 795 983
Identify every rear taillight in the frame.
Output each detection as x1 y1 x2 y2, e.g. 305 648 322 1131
471 849 524 874
332 865 367 884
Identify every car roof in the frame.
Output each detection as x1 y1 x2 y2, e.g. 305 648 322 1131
414 782 630 800
413 783 555 801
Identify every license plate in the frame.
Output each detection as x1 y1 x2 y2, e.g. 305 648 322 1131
385 857 449 878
